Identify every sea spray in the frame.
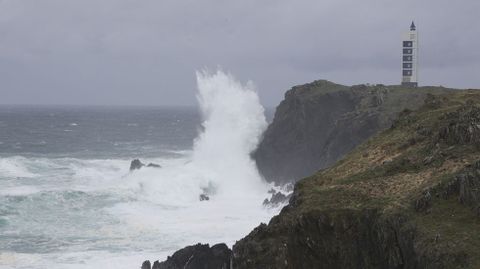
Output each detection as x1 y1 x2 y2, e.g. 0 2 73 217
0 70 279 269
103 70 278 257
193 70 268 197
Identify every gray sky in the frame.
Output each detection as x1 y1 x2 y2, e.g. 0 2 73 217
1 0 479 107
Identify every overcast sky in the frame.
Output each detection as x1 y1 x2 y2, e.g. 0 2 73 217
0 0 479 107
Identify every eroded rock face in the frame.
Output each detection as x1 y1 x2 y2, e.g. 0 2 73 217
263 190 291 207
146 243 232 269
438 104 480 146
254 81 450 184
233 209 420 269
437 161 480 214
232 206 472 269
141 260 152 269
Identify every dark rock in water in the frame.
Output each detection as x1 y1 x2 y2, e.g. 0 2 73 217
199 194 210 201
130 159 161 171
130 159 145 171
147 163 162 168
152 261 160 269
263 190 291 207
146 243 232 269
141 260 151 269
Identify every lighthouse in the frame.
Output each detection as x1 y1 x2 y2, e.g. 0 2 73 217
401 21 418 87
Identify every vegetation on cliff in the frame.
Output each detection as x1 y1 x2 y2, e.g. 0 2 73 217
234 90 480 269
255 80 453 184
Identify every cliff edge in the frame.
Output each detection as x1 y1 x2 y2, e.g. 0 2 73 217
234 90 480 269
254 80 452 184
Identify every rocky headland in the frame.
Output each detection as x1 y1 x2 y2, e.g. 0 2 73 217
254 80 453 184
142 82 480 269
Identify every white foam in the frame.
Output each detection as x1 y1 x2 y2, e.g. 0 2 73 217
0 156 37 178
0 185 40 196
0 70 281 269
104 70 277 260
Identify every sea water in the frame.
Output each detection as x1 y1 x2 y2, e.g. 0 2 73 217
0 71 281 269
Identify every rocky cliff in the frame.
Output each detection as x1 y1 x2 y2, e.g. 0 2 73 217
234 90 480 269
254 80 452 184
142 86 480 269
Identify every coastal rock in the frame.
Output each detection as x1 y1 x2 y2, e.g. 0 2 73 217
145 243 232 269
141 260 151 269
262 190 291 207
199 194 210 201
254 81 453 184
233 92 480 268
453 161 480 211
415 188 432 212
129 159 161 171
438 104 480 145
130 159 144 171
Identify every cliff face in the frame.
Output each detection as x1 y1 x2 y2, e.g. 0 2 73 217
235 91 480 269
255 80 452 184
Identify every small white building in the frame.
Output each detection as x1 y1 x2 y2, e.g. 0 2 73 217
401 21 418 87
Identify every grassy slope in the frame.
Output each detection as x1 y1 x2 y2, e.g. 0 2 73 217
293 90 480 267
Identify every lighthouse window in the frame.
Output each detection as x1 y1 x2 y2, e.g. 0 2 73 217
403 49 412 54
403 41 413 47
403 70 412 76
403 56 413 61
403 63 412 68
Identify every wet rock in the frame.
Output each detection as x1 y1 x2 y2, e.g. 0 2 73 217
263 190 291 207
152 261 160 269
141 260 151 269
147 163 161 168
130 159 145 171
146 243 232 269
130 159 161 171
199 194 210 201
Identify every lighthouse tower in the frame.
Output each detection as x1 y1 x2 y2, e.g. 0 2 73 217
401 21 418 87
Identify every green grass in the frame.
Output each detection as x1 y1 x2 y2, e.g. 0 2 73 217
288 89 480 267
414 197 480 268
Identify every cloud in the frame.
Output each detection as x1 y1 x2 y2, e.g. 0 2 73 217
0 0 479 106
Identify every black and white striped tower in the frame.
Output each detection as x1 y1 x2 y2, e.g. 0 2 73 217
401 21 418 87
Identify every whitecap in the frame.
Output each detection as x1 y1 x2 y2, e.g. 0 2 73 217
0 156 37 178
0 185 40 196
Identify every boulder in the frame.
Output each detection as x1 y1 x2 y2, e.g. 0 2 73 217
130 159 161 171
141 260 151 269
146 243 232 269
130 159 145 171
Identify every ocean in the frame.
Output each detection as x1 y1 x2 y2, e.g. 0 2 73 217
0 71 280 269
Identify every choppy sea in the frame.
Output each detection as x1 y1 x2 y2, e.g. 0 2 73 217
0 71 280 269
